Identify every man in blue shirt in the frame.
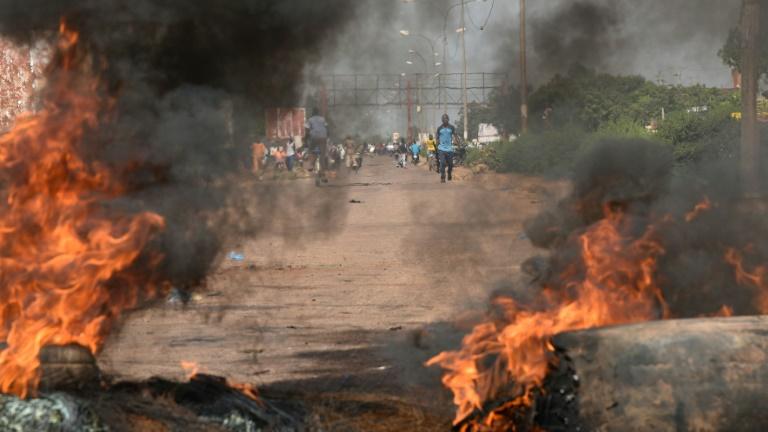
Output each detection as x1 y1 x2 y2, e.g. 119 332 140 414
436 114 457 183
410 140 421 164
304 107 329 183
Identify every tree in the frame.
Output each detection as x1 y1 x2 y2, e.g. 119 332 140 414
525 65 735 133
456 87 521 139
718 3 768 78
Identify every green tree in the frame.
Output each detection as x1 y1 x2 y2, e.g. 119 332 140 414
456 87 521 139
527 65 736 132
718 4 768 77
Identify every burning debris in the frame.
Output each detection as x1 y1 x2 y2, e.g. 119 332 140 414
428 140 768 430
0 371 305 432
0 0 357 429
0 21 166 398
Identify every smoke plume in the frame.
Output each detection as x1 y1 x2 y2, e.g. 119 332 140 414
523 139 768 318
491 0 740 86
531 1 626 77
0 0 363 290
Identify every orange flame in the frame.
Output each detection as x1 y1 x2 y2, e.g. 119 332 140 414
180 361 260 403
684 196 712 222
430 195 765 429
710 305 734 317
228 380 261 402
0 21 165 397
427 205 668 427
725 248 768 313
180 361 201 380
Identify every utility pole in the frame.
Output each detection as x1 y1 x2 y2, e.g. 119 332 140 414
460 0 469 141
407 79 413 144
443 35 448 116
418 75 423 138
741 0 761 197
520 0 528 134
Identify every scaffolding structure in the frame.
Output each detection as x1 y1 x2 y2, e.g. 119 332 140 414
319 72 508 108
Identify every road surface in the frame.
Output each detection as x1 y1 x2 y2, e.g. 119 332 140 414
99 155 562 425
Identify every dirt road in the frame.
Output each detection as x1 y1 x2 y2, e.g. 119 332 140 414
99 155 559 424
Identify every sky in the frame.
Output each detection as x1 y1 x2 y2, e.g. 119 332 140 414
318 0 741 85
312 0 743 136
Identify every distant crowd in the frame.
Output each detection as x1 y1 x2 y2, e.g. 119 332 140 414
250 109 465 184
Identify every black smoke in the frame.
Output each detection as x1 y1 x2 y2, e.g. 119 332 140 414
0 1 363 290
523 139 768 318
490 0 740 85
531 1 625 77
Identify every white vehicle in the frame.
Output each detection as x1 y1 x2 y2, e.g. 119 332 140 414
477 123 502 145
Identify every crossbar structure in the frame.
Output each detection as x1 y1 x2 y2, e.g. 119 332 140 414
319 72 508 108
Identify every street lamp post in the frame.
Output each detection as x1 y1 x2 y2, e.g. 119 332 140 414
402 0 487 137
442 1 479 141
520 0 528 134
460 0 468 141
407 50 430 137
400 30 441 130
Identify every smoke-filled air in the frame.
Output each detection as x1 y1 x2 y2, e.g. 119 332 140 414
0 1 764 431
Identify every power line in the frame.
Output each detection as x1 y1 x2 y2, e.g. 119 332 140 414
466 0 495 31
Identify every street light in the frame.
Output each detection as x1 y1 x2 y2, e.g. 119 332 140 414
441 0 489 139
400 0 490 135
400 31 440 60
405 50 430 137
400 31 442 131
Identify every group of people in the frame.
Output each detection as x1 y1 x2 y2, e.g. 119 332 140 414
394 138 419 168
394 113 458 183
251 136 298 175
252 108 366 184
251 109 459 184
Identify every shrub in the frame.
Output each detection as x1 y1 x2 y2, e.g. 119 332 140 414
492 127 595 176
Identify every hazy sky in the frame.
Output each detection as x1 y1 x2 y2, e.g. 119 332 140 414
320 0 741 87
312 0 742 136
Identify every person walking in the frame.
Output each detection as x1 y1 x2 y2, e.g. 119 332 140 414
285 137 297 171
344 135 356 170
305 107 329 184
436 114 457 183
251 136 267 177
396 137 408 168
425 133 437 172
410 139 421 165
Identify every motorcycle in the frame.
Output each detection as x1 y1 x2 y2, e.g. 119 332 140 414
427 152 438 172
352 152 363 173
452 142 467 166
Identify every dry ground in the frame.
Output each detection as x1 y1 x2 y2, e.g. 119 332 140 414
98 155 566 429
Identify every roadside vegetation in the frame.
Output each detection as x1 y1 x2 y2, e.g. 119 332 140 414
461 65 744 176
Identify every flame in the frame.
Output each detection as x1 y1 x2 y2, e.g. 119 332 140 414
725 248 768 313
684 196 712 222
711 305 734 317
180 361 201 380
227 380 261 403
427 205 668 428
0 21 165 397
180 361 260 403
430 194 768 429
